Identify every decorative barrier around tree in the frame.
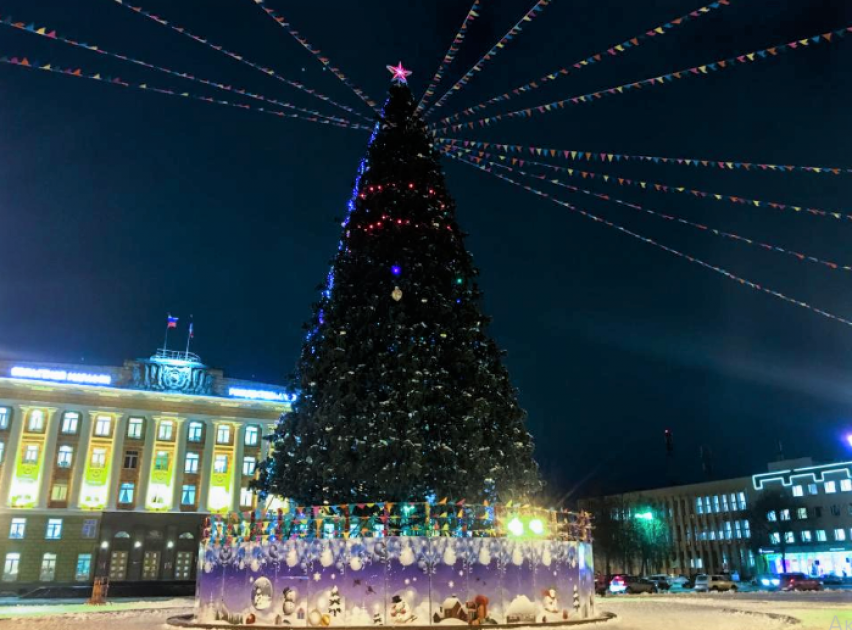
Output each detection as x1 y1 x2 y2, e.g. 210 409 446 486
194 506 596 627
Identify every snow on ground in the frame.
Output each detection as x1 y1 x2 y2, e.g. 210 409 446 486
599 598 788 630
0 597 192 620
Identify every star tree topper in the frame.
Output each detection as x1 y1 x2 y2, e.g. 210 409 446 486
386 61 412 84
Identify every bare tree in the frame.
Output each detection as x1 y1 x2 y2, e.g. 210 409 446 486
744 489 794 573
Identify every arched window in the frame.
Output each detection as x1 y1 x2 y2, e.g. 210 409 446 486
178 532 195 540
114 531 130 539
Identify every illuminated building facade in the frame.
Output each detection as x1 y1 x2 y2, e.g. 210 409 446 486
0 351 291 591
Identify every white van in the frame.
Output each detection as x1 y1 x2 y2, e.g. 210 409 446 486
693 574 738 592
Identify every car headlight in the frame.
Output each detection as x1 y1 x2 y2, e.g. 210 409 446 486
771 579 780 586
760 579 770 586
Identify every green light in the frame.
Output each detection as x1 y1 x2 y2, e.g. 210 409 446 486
634 511 654 520
528 518 545 535
507 517 525 537
455 277 463 285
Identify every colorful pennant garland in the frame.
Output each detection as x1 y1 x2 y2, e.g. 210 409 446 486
423 0 552 118
444 146 851 272
109 0 372 122
0 16 357 127
444 146 852 221
0 55 372 131
250 0 379 114
447 151 852 328
434 0 731 126
415 0 483 113
433 137 852 176
432 25 852 133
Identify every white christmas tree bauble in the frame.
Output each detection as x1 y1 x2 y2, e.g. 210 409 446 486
350 556 364 571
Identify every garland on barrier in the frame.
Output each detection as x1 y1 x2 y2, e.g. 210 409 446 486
415 0 483 114
109 0 372 122
250 0 379 114
434 137 852 176
0 16 355 127
444 146 851 272
433 0 731 126
200 503 594 544
423 0 552 118
447 152 852 328
444 145 852 221
433 25 852 133
0 55 372 131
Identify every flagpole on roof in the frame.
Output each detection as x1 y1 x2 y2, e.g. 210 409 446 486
184 315 194 360
164 313 172 352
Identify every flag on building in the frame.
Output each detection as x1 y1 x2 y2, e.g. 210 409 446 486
167 315 179 329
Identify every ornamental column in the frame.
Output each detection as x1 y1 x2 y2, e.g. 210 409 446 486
106 415 128 509
170 418 189 510
0 405 26 506
198 419 215 512
34 408 59 508
134 416 158 511
231 424 246 513
68 412 93 508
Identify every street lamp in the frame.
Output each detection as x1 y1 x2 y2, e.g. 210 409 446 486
634 511 654 521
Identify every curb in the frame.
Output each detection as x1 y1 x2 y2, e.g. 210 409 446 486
720 608 801 625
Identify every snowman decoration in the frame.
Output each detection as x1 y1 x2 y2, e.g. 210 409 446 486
389 595 416 624
282 587 298 617
542 587 558 615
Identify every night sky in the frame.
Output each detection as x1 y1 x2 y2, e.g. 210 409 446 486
2 0 852 499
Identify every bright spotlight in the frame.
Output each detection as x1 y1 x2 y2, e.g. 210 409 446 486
507 517 525 537
529 518 545 535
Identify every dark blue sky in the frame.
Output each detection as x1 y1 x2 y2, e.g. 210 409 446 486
1 0 851 498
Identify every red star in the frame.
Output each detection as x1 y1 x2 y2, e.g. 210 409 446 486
386 61 412 84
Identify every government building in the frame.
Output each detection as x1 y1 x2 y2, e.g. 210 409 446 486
0 349 291 594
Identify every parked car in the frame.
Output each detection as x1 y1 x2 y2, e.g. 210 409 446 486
781 573 821 591
647 573 687 588
643 575 672 590
609 575 658 594
595 574 610 596
694 574 738 592
821 574 844 586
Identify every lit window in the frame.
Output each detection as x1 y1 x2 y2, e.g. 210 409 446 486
767 510 777 522
123 450 138 469
90 447 107 468
0 441 5 464
242 456 256 476
841 479 852 492
792 485 804 497
127 417 144 439
81 519 97 538
709 531 716 541
216 425 231 444
724 521 732 539
154 451 169 471
213 455 228 474
721 495 729 512
695 497 703 514
240 487 253 507
61 412 79 434
713 496 720 513
244 426 260 446
23 444 39 464
76 554 92 582
797 507 808 519
118 483 134 504
181 485 196 506
784 531 795 544
94 416 112 437
738 492 747 509
780 509 790 521
801 530 812 542
184 452 200 474
50 482 68 502
45 519 63 540
816 529 827 542
3 553 20 582
9 518 26 539
743 520 751 538
730 493 738 511
769 532 780 544
157 421 174 441
808 483 819 495
40 553 57 582
28 409 45 432
835 529 847 541
187 422 203 442
57 445 74 468
825 481 837 494
704 496 711 513
0 407 9 430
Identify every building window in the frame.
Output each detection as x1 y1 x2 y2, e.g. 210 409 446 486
780 509 790 521
695 497 703 514
23 444 39 464
815 506 823 518
816 529 827 542
82 519 97 538
831 504 841 516
713 495 720 513
187 421 203 442
808 483 819 495
769 532 780 544
784 531 795 544
738 492 746 509
792 485 804 497
94 415 112 437
123 450 138 469
45 519 63 540
28 409 45 432
734 521 742 539
127 417 144 439
743 520 751 538
704 496 711 513
61 412 79 434
40 553 57 581
51 482 68 502
0 407 9 430
9 518 26 539
244 425 260 446
213 455 228 474
76 554 92 582
767 510 777 522
242 456 256 476
181 484 196 506
841 479 852 492
240 487 253 507
216 425 231 444
801 530 812 542
184 452 200 474
0 441 4 464
835 529 847 541
721 494 729 512
797 507 808 520
118 483 134 504
109 551 128 581
154 451 169 471
3 553 20 582
90 447 107 468
57 445 74 468
826 481 837 494
157 421 174 441
175 551 193 580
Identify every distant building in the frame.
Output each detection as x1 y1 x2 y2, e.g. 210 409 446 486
581 457 852 578
0 350 291 592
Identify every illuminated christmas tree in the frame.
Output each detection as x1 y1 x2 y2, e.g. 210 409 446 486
255 65 541 504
